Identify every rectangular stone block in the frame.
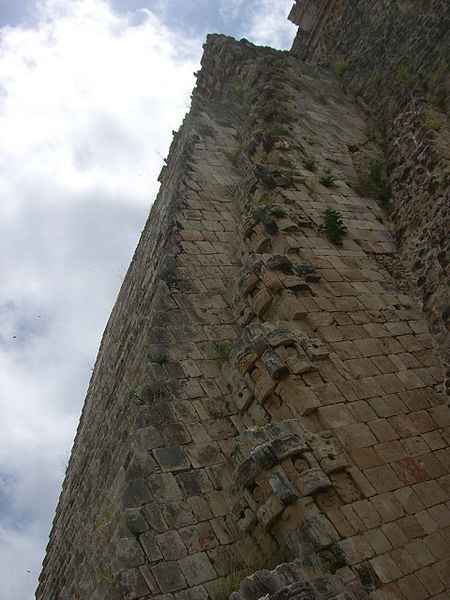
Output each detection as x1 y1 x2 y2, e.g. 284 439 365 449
277 378 320 415
370 554 402 583
317 403 356 429
339 535 374 565
153 447 191 472
365 465 402 493
179 522 218 553
179 552 217 586
335 423 377 450
152 562 187 593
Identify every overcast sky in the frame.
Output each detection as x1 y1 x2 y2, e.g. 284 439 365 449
0 0 296 598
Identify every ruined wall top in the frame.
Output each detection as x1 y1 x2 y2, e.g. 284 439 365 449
288 0 327 31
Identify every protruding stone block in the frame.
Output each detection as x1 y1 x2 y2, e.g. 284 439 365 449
256 493 285 529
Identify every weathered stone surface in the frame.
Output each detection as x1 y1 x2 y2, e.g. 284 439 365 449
37 17 448 600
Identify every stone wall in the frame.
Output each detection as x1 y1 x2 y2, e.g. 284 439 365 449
37 32 449 600
288 0 450 394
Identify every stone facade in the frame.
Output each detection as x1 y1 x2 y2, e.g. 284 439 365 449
289 0 450 395
37 13 449 600
289 0 349 64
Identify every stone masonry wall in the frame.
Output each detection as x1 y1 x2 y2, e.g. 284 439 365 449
37 33 449 600
289 0 450 394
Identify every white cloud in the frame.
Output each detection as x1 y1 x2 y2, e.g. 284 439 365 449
0 1 200 598
219 0 296 49
246 0 296 49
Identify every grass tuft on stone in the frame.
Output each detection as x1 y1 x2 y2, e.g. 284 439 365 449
319 168 338 187
320 207 347 245
355 160 391 205
214 342 233 366
303 156 317 172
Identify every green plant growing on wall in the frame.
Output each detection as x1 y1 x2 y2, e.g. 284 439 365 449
127 388 145 406
212 569 249 600
303 156 317 172
225 147 241 166
429 58 449 112
432 87 448 113
99 570 114 584
320 208 347 245
333 60 348 76
230 83 247 100
319 169 338 187
419 112 445 132
355 160 391 205
394 62 416 94
214 342 233 366
254 191 271 205
371 72 384 91
265 123 291 138
304 176 319 195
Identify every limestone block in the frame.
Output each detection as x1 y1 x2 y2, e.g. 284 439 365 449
277 379 320 415
256 493 284 529
123 479 152 509
116 536 146 569
152 562 187 593
261 268 283 292
236 386 254 413
140 532 163 563
153 447 191 472
253 232 272 253
284 354 316 375
241 216 254 239
254 370 277 404
179 522 218 553
298 514 340 551
241 271 259 296
147 473 183 503
118 568 150 599
266 328 295 348
156 531 188 560
251 288 273 317
330 471 362 503
233 495 257 532
163 501 196 529
179 553 217 586
295 468 332 496
278 294 307 320
277 217 299 232
135 426 164 450
270 433 308 461
284 235 301 254
309 434 350 474
177 470 213 496
123 507 149 536
236 349 259 374
302 338 329 361
253 333 270 356
237 306 255 328
261 348 290 380
235 445 275 489
267 466 298 505
280 274 310 292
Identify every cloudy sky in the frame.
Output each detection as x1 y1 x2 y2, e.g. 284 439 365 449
0 0 296 597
